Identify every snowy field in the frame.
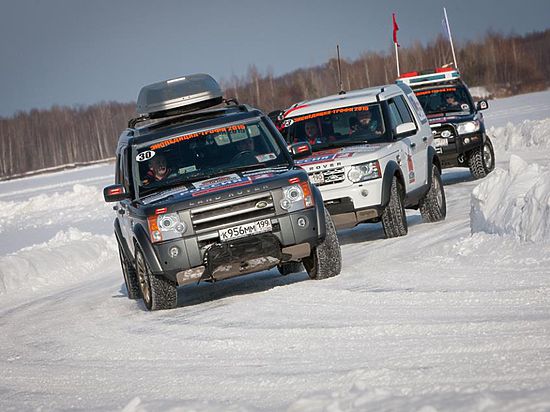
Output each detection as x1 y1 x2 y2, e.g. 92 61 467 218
1 90 550 411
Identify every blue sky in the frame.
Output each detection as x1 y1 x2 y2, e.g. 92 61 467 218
0 0 548 117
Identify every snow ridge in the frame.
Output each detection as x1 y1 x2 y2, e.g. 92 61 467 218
470 155 550 242
489 118 550 151
0 228 117 296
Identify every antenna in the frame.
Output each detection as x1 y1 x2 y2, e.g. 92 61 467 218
336 44 345 95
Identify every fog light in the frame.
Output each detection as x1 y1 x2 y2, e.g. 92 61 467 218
280 199 291 210
169 246 179 258
464 137 471 144
297 216 308 228
361 189 369 197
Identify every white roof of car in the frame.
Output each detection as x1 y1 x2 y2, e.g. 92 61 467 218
284 84 403 118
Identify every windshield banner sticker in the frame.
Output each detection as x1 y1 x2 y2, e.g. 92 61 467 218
150 124 246 150
290 105 371 124
416 87 456 96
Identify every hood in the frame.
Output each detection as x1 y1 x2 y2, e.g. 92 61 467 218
295 143 394 170
427 112 476 126
139 166 304 209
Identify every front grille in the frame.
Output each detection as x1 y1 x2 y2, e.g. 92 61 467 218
432 125 457 140
310 167 345 186
190 192 275 234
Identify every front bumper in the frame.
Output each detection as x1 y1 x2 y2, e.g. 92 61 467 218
433 131 484 167
150 207 320 284
315 178 383 228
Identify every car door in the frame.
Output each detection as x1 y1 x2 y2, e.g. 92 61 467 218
116 147 134 255
387 97 426 193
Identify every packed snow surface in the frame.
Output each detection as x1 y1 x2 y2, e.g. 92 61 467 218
1 90 550 411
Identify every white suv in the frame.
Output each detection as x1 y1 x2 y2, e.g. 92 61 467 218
280 83 446 237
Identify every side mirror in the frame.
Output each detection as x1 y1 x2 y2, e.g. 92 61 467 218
288 142 312 159
395 122 417 136
103 184 130 202
476 100 489 111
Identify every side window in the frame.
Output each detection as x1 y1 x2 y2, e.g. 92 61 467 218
394 95 415 126
406 92 428 124
120 147 131 193
115 154 122 185
388 100 403 130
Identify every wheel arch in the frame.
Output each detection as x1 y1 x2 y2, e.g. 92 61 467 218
381 161 406 207
132 223 163 273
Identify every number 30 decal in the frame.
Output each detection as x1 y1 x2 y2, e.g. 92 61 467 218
136 150 155 162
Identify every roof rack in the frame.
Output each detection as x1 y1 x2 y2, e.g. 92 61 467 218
128 98 245 129
127 74 241 129
396 67 460 87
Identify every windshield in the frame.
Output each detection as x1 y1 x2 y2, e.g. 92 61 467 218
133 120 289 197
415 86 473 115
282 104 389 152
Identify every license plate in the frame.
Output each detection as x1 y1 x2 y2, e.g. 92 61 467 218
219 219 272 242
310 172 325 185
434 138 448 147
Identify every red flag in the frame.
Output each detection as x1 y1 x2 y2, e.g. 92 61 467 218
392 13 400 47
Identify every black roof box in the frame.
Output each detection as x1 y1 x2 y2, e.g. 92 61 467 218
136 73 223 119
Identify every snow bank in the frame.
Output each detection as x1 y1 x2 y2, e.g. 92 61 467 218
470 155 550 242
0 228 117 295
489 118 550 152
0 184 111 233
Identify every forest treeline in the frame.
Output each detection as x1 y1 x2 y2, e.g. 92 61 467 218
1 29 549 178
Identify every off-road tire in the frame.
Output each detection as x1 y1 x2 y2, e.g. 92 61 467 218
303 208 341 280
419 165 446 223
468 137 495 179
381 176 408 238
277 261 304 276
118 245 141 300
135 249 177 311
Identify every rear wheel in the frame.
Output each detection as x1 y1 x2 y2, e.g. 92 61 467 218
135 249 177 311
118 245 140 300
469 137 495 179
419 165 446 223
381 176 408 238
277 261 303 276
303 208 341 280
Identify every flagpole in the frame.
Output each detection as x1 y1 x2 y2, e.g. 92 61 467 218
392 13 400 77
443 7 458 69
394 42 400 77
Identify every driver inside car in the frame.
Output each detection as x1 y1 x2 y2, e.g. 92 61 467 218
142 154 173 185
231 137 258 163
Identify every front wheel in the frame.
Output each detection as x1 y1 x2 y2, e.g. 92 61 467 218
118 245 140 300
303 208 342 280
135 249 178 311
468 137 495 179
419 165 446 223
381 176 408 238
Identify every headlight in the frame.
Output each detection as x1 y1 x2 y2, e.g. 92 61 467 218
280 181 314 211
147 211 187 243
457 120 480 135
348 161 381 183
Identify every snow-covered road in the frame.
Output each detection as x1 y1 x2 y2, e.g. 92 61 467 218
1 91 550 411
